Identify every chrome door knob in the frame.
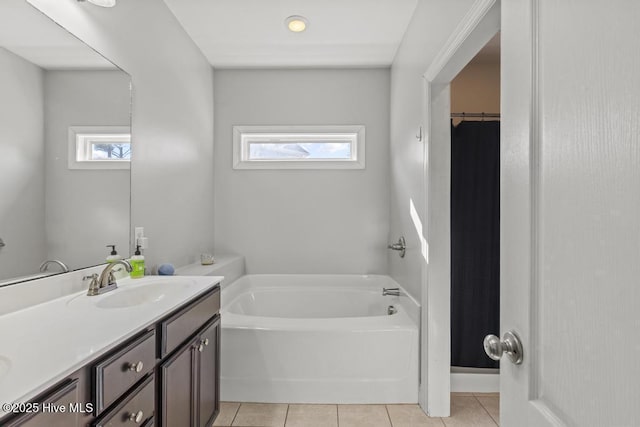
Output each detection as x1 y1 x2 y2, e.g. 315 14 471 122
483 330 524 365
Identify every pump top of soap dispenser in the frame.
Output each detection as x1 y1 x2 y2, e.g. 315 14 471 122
106 245 122 263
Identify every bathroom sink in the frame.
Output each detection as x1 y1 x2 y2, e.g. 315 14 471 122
0 356 11 383
96 281 192 309
67 279 194 309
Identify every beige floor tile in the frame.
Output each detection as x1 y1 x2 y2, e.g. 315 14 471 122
338 404 392 427
386 404 445 426
450 392 475 397
214 402 241 426
475 396 499 425
232 403 288 427
284 404 337 427
472 393 499 397
442 396 497 427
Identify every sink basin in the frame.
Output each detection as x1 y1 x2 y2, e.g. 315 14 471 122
67 279 194 309
96 281 192 309
0 356 12 382
97 287 165 308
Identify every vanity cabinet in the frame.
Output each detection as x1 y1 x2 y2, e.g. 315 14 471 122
0 284 220 427
158 293 220 427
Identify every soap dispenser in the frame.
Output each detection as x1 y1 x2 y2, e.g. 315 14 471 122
106 245 122 263
130 245 145 279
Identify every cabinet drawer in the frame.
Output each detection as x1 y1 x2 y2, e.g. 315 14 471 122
159 286 220 357
93 375 155 427
93 330 156 414
3 379 83 427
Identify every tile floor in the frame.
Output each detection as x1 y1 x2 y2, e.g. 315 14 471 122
213 393 499 427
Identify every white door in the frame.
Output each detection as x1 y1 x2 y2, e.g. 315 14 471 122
498 0 640 426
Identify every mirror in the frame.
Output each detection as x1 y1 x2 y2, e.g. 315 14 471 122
0 2 131 286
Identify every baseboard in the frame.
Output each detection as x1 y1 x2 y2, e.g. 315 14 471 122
450 369 499 392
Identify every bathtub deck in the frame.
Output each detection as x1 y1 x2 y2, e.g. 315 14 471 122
213 393 500 426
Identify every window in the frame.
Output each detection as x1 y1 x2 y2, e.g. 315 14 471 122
233 125 365 170
68 126 131 170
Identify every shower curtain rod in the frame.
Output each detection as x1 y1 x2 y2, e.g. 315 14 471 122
451 112 500 118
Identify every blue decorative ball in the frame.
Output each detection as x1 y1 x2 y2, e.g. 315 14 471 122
158 263 175 276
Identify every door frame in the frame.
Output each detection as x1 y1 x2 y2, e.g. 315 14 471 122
419 0 501 417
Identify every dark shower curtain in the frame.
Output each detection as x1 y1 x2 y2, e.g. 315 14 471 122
450 120 500 369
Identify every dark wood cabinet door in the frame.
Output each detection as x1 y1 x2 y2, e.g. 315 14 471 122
197 316 220 427
159 337 197 427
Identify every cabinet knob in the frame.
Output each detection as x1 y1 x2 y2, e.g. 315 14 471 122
127 361 144 373
128 410 144 423
202 338 209 346
197 344 204 352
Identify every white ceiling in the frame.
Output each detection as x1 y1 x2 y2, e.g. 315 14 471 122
163 0 419 68
0 1 114 70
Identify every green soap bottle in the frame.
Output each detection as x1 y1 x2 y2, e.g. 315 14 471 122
130 245 145 279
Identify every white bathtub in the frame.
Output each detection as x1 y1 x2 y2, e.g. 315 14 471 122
220 274 419 404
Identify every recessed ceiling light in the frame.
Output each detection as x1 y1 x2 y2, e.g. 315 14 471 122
77 0 117 8
285 15 308 33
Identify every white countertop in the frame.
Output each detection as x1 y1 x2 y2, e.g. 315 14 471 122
0 275 222 415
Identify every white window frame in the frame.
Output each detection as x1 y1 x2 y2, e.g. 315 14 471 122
232 125 365 170
68 126 131 170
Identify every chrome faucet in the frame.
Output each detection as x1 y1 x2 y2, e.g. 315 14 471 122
382 287 402 297
39 259 70 273
85 260 132 296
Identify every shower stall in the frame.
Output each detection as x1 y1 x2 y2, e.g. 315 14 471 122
450 116 500 380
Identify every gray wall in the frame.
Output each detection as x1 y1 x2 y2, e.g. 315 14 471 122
214 69 390 274
0 48 46 279
389 0 475 299
44 71 130 269
29 0 215 270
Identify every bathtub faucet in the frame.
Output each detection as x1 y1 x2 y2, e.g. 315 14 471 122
388 236 406 258
382 287 402 297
